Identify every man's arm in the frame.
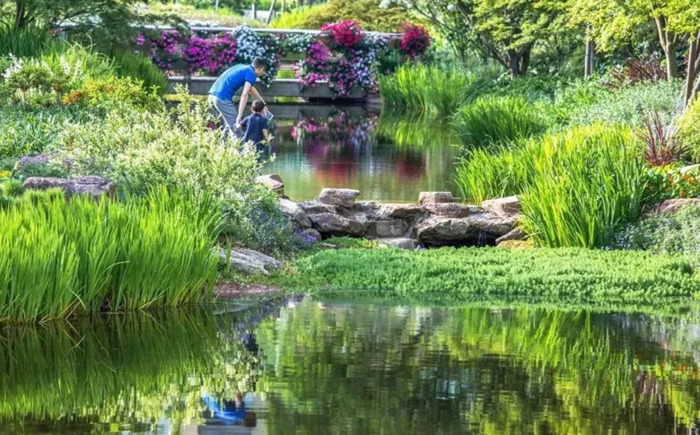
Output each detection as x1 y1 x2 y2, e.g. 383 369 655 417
249 85 265 105
236 82 253 126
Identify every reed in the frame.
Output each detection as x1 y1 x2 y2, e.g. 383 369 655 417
0 189 221 323
453 97 546 149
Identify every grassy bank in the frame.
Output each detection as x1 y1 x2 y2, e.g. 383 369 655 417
273 246 700 306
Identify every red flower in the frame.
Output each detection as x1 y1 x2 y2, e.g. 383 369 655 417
321 21 363 48
400 23 431 58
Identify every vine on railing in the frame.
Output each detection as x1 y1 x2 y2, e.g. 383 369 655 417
138 22 430 96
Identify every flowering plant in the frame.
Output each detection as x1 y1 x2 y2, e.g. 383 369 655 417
321 21 363 48
183 33 237 75
645 164 700 204
399 23 431 58
150 30 184 72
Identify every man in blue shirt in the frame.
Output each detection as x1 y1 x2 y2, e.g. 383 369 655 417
208 57 269 141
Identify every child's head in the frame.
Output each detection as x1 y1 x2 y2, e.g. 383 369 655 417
251 100 266 113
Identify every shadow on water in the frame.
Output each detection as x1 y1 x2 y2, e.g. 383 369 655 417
263 108 461 202
1 297 700 433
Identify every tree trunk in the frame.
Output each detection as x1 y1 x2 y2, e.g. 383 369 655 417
654 16 680 80
685 32 700 106
14 1 27 28
266 0 277 24
584 39 595 78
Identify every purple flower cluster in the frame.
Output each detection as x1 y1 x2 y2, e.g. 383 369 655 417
183 33 238 75
150 30 183 72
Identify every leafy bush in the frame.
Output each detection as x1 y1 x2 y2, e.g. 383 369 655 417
643 165 700 204
454 97 546 149
612 205 700 254
271 0 414 32
679 97 700 162
0 189 220 323
110 50 169 95
283 247 700 305
0 108 81 158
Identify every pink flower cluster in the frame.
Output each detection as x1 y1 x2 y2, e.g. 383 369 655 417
321 21 363 48
400 23 431 58
183 33 238 75
151 30 183 72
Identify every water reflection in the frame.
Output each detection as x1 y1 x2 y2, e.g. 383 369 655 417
1 299 699 434
264 110 460 202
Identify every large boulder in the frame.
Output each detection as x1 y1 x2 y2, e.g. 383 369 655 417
416 214 516 246
378 203 425 219
280 198 311 229
300 200 338 215
367 219 408 238
419 191 455 204
423 202 471 218
481 196 521 218
308 212 366 237
255 174 285 195
23 176 115 199
468 213 517 237
219 248 282 276
318 188 361 208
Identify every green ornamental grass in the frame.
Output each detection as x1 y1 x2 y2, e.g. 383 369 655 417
0 189 221 323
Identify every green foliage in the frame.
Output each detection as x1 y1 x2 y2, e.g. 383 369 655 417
1 179 23 197
453 97 546 148
0 108 81 158
613 205 700 254
0 188 220 323
282 246 700 304
519 126 647 247
109 50 169 96
679 97 700 162
643 164 700 204
271 0 415 32
0 24 55 58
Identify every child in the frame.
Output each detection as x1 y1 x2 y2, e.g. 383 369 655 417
238 100 271 153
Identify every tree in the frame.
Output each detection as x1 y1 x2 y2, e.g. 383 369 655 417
570 0 700 104
385 0 567 79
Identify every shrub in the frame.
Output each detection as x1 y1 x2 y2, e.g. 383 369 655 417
520 126 646 248
399 23 431 59
643 165 700 204
0 108 78 158
453 97 546 149
678 97 700 162
271 0 415 32
110 50 169 95
0 189 220 323
612 205 700 254
639 111 687 167
61 76 162 111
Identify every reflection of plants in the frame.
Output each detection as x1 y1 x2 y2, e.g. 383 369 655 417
291 111 377 149
375 110 458 149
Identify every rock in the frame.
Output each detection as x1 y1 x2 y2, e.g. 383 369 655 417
255 174 284 195
302 228 323 243
497 240 533 250
280 198 311 228
469 214 517 237
481 196 521 218
308 212 366 237
653 198 700 214
375 237 416 250
318 188 361 208
23 176 115 199
16 153 73 173
416 217 477 245
378 203 425 219
424 202 471 218
495 228 527 244
368 219 408 238
680 164 700 175
419 191 455 204
219 248 282 276
300 200 338 215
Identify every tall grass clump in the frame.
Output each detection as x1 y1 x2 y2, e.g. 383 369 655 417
0 189 220 323
379 65 476 114
453 97 546 149
0 25 55 58
520 125 646 248
109 50 169 96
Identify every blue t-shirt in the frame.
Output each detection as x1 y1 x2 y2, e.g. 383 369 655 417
209 64 257 101
241 113 269 145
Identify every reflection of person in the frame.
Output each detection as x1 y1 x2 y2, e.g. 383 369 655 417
208 57 268 142
202 392 257 427
239 100 271 153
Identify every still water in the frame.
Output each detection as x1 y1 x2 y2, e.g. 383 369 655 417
263 108 460 202
2 297 700 434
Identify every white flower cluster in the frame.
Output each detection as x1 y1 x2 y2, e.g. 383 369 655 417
282 33 314 53
1 55 24 81
234 25 267 63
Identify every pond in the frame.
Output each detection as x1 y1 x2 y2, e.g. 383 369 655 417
263 107 461 202
2 297 699 434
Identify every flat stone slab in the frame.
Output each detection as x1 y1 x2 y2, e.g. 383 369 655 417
308 212 366 237
424 202 471 218
419 192 455 204
219 248 282 276
375 237 417 250
653 198 700 214
255 174 284 194
481 196 521 217
318 188 361 208
368 219 408 238
378 203 425 219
